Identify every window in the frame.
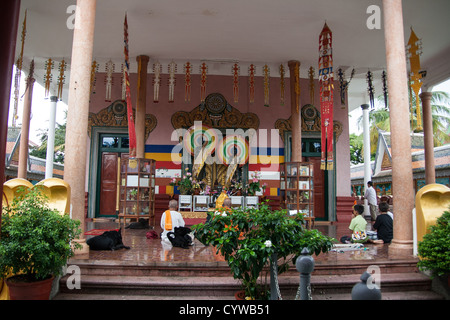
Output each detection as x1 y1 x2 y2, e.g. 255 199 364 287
102 137 119 148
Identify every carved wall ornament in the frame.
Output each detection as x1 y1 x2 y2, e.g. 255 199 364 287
275 104 343 143
88 99 157 140
171 93 259 130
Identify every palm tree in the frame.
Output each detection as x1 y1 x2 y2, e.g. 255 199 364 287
29 112 66 163
356 91 450 159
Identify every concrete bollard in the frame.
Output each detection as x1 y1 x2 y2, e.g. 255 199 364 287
351 271 382 300
295 247 315 300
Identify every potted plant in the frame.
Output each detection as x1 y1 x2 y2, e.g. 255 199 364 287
0 186 82 300
193 202 335 299
418 209 450 286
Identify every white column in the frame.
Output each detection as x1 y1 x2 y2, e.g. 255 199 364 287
45 95 58 179
361 104 371 217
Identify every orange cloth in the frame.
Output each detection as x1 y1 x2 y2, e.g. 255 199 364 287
164 210 172 231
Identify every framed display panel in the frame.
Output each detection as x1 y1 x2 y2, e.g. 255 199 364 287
193 195 210 211
245 196 259 209
178 195 193 212
118 157 156 227
229 196 244 209
280 162 315 228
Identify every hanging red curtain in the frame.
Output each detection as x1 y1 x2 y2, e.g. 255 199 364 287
319 23 334 170
124 14 137 158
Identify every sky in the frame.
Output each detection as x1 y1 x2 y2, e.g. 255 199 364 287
348 78 450 135
8 68 68 143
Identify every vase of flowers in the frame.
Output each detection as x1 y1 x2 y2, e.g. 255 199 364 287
171 168 194 195
247 171 262 196
232 180 243 196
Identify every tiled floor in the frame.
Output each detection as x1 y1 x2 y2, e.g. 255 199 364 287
74 218 417 266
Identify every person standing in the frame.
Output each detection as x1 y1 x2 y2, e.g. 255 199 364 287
364 181 378 221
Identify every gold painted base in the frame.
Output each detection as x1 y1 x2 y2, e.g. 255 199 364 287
72 239 89 255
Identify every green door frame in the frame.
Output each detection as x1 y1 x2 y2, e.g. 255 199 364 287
95 133 130 218
283 133 337 221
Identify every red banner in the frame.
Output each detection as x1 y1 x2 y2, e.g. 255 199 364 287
124 14 136 158
319 23 334 170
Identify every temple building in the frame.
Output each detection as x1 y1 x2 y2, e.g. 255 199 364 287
2 0 450 257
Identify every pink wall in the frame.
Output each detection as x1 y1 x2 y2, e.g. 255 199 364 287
89 69 351 197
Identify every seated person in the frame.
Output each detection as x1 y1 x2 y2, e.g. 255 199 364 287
215 187 229 209
219 198 232 213
160 199 186 242
341 204 368 243
371 202 393 244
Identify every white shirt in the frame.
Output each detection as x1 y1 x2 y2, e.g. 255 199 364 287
364 186 377 206
160 210 185 241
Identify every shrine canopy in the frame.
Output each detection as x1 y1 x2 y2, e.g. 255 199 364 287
14 0 450 111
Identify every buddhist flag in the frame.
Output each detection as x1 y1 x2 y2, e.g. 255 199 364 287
124 14 137 158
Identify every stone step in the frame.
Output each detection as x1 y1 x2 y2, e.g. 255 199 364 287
312 290 444 300
58 275 241 297
57 272 438 299
66 257 420 278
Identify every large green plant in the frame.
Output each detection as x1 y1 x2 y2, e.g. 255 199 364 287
193 202 335 299
418 209 450 278
0 186 82 282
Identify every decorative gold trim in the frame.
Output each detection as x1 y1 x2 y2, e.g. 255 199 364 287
88 100 157 139
171 93 259 130
275 104 343 143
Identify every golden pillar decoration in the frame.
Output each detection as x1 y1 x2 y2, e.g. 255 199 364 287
406 28 425 131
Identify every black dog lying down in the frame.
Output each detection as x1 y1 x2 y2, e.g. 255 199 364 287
87 229 130 251
167 226 193 249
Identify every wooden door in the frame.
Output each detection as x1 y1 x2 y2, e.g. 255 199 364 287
310 157 325 219
99 152 118 216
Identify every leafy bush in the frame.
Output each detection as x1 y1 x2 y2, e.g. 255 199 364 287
418 209 450 278
0 186 82 282
193 202 335 299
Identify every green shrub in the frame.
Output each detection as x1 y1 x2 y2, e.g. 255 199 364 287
417 209 450 278
193 202 335 299
0 186 82 282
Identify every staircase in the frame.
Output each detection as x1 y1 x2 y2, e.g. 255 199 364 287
336 196 355 223
54 256 444 300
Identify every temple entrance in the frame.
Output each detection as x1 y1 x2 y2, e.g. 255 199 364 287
96 134 129 217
